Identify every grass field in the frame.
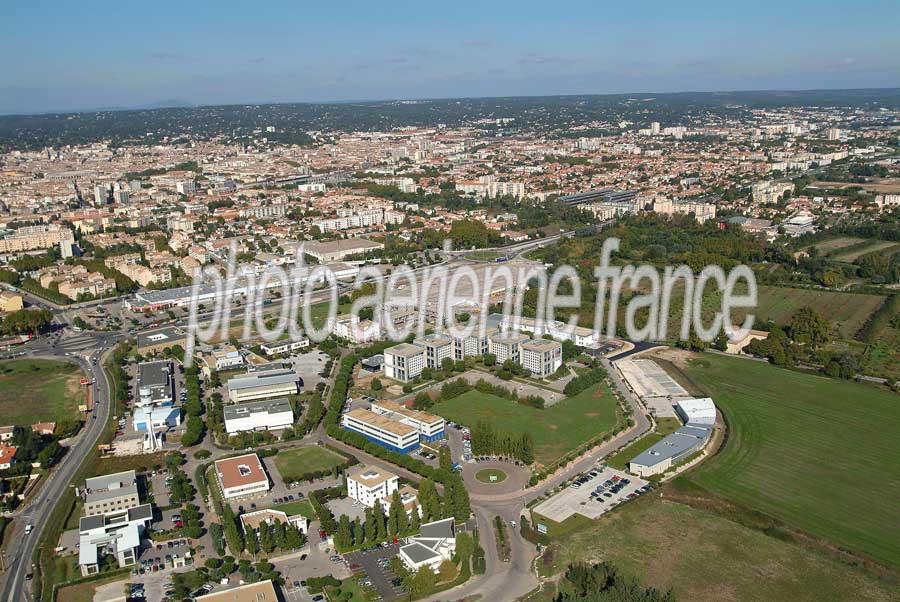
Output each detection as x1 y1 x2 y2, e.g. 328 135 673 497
273 446 347 482
475 468 508 483
56 573 126 602
272 499 316 518
679 353 900 568
432 383 619 466
0 359 85 425
539 496 899 602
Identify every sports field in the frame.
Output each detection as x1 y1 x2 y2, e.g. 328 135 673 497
0 359 85 425
432 383 619 466
273 445 348 482
538 496 899 602
680 353 900 568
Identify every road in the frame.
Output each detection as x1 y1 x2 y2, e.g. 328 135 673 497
0 332 116 602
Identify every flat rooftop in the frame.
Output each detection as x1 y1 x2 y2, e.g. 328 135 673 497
223 398 292 420
385 343 425 357
344 408 418 437
226 369 298 391
215 453 268 489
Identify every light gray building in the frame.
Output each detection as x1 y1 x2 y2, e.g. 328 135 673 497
82 470 141 517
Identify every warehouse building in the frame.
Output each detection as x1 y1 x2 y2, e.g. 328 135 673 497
302 238 384 262
629 423 713 477
370 400 445 442
675 397 716 425
226 368 300 403
383 343 425 383
347 465 400 507
214 453 271 500
224 398 294 435
342 408 420 453
195 581 279 602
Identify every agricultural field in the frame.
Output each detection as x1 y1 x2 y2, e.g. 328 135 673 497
537 495 899 602
811 236 866 255
273 445 348 482
0 359 85 425
431 383 619 466
678 353 900 568
734 285 885 339
832 240 900 262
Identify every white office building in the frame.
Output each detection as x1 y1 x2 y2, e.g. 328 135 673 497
346 465 399 507
489 331 529 363
520 338 563 377
342 409 420 453
226 369 300 403
413 333 453 369
370 400 446 442
384 343 425 383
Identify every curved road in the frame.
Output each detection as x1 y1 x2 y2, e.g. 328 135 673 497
0 334 118 602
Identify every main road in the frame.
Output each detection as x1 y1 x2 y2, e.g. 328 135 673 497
0 330 119 602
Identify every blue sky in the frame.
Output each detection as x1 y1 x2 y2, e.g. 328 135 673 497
2 0 899 114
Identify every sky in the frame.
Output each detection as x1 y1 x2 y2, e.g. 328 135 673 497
1 0 899 115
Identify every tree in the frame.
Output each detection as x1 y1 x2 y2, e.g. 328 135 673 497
364 508 377 542
370 377 383 391
438 445 453 473
388 490 407 537
374 502 388 540
520 433 535 465
209 522 226 556
483 352 496 367
337 514 353 549
441 357 455 373
259 523 275 554
222 504 244 555
418 478 441 522
404 565 437 597
245 528 259 558
790 306 830 348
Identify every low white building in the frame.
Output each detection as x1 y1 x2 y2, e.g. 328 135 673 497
675 398 717 426
370 400 446 443
342 409 421 453
346 465 399 507
399 518 457 571
223 398 294 434
260 339 309 356
239 508 309 535
226 369 300 403
214 454 270 500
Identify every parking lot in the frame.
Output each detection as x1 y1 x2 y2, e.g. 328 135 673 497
533 467 650 522
344 543 406 601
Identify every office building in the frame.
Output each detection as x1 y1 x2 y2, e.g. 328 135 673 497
346 465 400 507
399 518 457 571
342 409 420 453
489 331 529 364
520 338 563 377
383 343 425 383
78 504 153 576
82 470 141 517
413 333 453 369
214 453 270 500
370 400 445 442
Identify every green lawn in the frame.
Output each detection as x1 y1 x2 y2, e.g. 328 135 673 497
541 496 899 602
0 359 85 425
271 499 316 519
432 383 619 466
681 353 900 569
273 446 347 482
475 468 507 483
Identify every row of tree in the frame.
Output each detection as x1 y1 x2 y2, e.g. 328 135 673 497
470 421 535 464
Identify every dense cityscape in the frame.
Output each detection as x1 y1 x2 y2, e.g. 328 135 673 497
1 4 900 602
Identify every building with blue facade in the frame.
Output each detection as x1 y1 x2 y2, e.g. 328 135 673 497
342 408 420 453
